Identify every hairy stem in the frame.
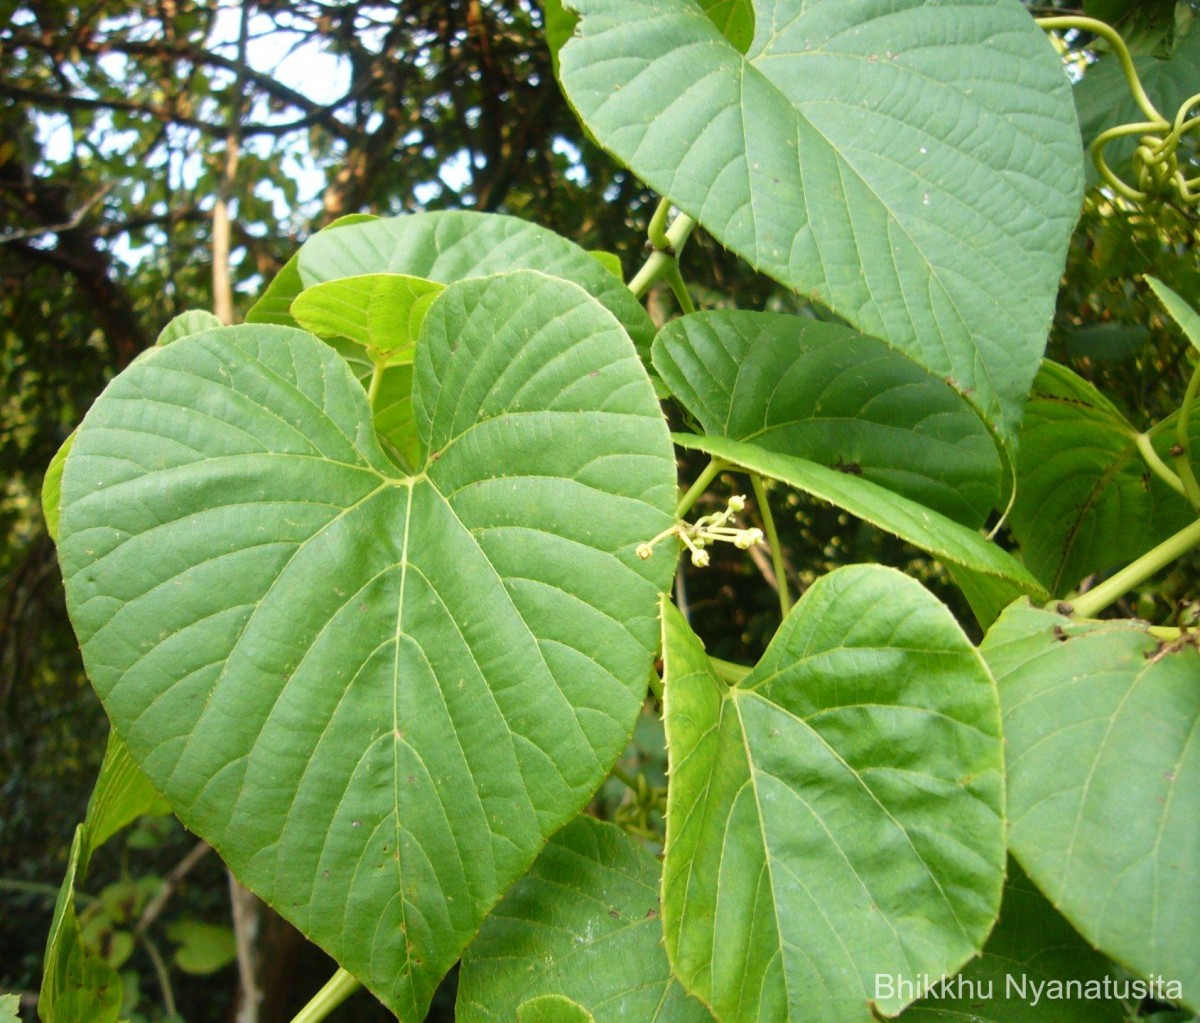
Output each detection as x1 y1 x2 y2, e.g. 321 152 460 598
751 474 792 618
1072 517 1200 618
290 968 361 1023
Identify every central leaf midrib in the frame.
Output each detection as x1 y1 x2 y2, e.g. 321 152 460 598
391 475 416 991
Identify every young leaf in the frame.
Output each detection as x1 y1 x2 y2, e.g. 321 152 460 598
244 213 379 327
156 310 223 346
296 211 656 360
653 311 1004 525
0 994 18 1023
289 273 445 365
457 816 713 1023
58 272 677 1021
1008 361 1197 595
898 860 1126 1022
558 0 1084 448
674 433 1047 609
982 602 1200 1012
661 570 1006 1023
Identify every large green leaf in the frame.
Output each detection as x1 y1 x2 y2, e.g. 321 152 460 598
58 272 678 1020
1075 24 1200 190
675 433 1047 609
296 211 656 360
1008 361 1197 595
558 0 1083 447
899 861 1125 1022
457 815 713 1023
661 569 1006 1023
652 311 1004 525
982 602 1200 1011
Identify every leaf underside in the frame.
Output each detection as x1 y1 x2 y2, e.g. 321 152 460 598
652 310 1004 525
559 0 1084 448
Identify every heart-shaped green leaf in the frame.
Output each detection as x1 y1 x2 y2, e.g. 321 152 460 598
290 273 445 365
558 0 1083 447
661 568 1006 1023
58 271 677 1020
674 433 1047 610
1008 361 1198 595
652 311 1004 525
898 860 1126 1022
458 815 713 1023
982 602 1200 1011
296 211 656 360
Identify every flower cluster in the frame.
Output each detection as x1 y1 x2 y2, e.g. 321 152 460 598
637 494 764 567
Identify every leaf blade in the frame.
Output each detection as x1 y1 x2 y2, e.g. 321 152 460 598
59 272 678 1019
559 0 1084 446
661 568 1006 1023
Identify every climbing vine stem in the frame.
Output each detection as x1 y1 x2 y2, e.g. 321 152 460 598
751 473 792 618
1135 430 1188 500
1071 517 1200 619
1036 16 1166 125
665 263 696 315
676 458 725 518
628 211 697 299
